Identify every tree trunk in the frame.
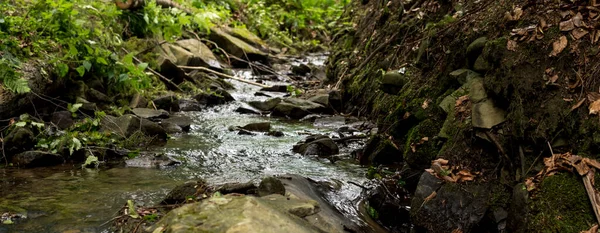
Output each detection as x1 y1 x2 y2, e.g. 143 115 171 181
114 0 192 14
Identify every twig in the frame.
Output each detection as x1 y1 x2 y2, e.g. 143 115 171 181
121 48 184 92
132 219 144 233
583 171 600 225
348 181 368 190
1 133 7 166
135 40 167 57
178 65 270 88
99 214 126 227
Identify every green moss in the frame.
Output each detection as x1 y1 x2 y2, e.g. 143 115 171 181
402 119 443 169
528 173 595 233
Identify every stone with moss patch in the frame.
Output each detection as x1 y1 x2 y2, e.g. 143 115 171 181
528 173 595 233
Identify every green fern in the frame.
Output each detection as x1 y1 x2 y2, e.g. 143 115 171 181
0 55 30 94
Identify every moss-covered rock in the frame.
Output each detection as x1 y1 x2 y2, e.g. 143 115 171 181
528 173 595 233
403 119 443 169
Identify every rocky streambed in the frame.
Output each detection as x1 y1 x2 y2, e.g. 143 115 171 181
0 55 388 233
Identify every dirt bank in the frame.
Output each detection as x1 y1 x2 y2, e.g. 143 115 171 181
326 0 600 232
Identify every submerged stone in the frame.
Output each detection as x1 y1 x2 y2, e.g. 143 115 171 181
293 137 339 157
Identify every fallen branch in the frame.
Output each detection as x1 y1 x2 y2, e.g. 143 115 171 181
178 65 270 88
333 134 368 143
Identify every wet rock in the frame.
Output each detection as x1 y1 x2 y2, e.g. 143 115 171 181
4 127 35 156
308 94 329 107
380 71 407 95
217 182 257 195
235 106 261 115
367 179 411 230
360 135 402 165
209 27 267 66
101 114 167 140
254 92 272 97
241 122 271 132
272 99 327 119
150 194 323 233
293 136 339 157
292 64 312 76
51 111 74 130
411 172 490 232
131 108 169 121
162 122 183 134
162 116 193 132
507 183 529 232
472 99 506 129
249 98 282 111
76 97 98 114
268 131 284 137
225 27 270 52
12 151 64 167
153 95 180 112
258 177 286 197
86 88 112 103
125 154 180 168
328 90 342 112
177 99 203 112
161 180 207 205
238 129 256 136
260 85 289 93
193 90 235 107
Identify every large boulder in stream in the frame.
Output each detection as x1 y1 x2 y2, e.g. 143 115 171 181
100 114 167 141
293 135 339 157
272 98 328 119
151 175 364 233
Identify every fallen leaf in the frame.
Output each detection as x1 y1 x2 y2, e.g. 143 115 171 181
548 75 559 84
559 10 572 19
573 12 586 27
589 99 600 115
422 99 432 109
588 92 600 102
571 98 586 111
507 40 518 51
560 20 575 31
550 36 568 57
572 28 589 40
581 224 598 233
455 95 470 106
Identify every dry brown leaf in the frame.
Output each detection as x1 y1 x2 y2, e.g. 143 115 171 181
581 224 598 233
560 10 572 19
455 95 469 106
422 99 432 109
539 17 548 29
588 93 600 102
573 12 585 27
590 99 600 115
434 158 449 165
507 40 518 51
593 30 600 44
564 98 574 102
572 28 589 40
560 20 575 31
550 36 568 57
549 75 559 83
571 98 586 111
585 158 600 170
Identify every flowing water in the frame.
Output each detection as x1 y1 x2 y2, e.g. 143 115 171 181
0 55 375 233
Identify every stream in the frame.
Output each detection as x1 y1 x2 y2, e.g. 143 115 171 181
0 55 376 233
